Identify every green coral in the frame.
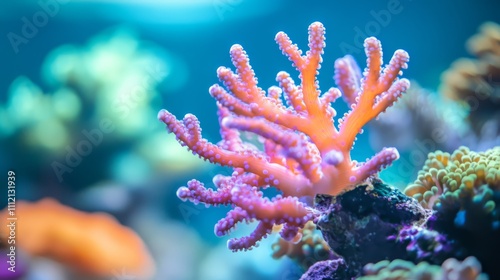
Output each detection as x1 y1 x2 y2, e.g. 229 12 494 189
360 256 488 280
404 146 500 211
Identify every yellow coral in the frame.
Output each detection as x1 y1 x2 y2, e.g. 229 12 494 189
404 146 500 209
271 221 331 269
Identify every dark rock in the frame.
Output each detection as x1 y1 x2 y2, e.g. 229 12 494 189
314 178 425 276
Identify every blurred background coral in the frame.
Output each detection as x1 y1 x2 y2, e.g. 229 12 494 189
1 0 500 279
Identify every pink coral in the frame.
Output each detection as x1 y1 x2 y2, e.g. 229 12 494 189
158 22 410 251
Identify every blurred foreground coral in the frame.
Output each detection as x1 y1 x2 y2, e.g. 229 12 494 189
0 199 155 279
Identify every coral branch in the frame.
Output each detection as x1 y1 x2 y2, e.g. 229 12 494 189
158 21 410 251
338 38 410 149
227 221 273 251
334 55 361 105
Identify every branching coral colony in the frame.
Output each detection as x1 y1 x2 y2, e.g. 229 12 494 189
158 22 410 251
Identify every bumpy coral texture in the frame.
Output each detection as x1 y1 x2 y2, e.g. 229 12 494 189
405 146 500 279
404 146 500 210
360 256 487 280
158 22 410 251
272 221 335 269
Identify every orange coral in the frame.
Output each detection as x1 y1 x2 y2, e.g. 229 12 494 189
0 198 155 278
160 22 410 250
